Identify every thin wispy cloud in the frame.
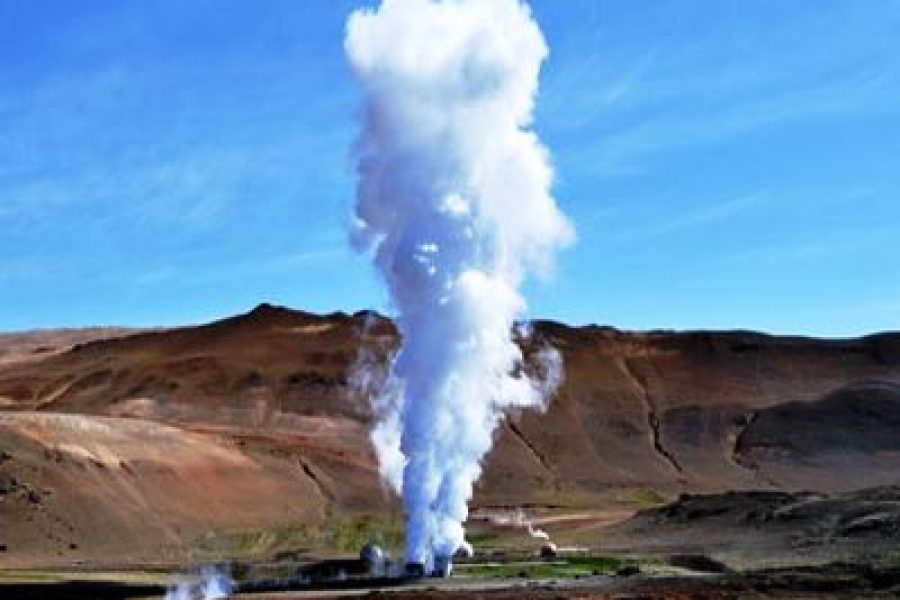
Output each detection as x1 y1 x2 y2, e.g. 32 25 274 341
585 68 897 175
129 247 346 288
607 193 769 245
543 1 900 177
718 222 900 268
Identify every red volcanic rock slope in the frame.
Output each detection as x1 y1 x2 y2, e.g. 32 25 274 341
0 303 898 565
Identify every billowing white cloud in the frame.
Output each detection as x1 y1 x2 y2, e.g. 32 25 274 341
346 0 572 570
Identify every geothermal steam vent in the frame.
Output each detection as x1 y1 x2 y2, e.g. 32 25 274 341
346 0 573 576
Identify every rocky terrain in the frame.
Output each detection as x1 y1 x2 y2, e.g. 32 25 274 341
602 486 900 568
1 303 899 567
0 328 141 370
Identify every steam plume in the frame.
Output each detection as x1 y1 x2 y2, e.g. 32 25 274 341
346 0 572 570
492 508 551 540
164 566 233 600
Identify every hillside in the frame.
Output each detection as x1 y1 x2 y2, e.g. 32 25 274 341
1 304 899 566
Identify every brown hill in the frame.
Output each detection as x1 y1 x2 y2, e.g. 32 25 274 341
601 485 900 568
0 303 898 566
0 327 142 371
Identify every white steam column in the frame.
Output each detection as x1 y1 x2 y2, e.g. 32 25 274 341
345 0 573 575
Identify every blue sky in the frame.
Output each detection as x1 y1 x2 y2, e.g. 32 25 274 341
1 0 898 336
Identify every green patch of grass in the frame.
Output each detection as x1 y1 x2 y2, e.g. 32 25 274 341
187 514 405 561
874 551 900 568
329 514 404 553
455 555 635 580
628 487 668 507
191 522 318 559
0 570 66 583
464 531 502 547
0 570 166 585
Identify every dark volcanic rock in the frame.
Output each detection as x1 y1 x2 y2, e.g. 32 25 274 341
669 554 730 573
736 381 900 458
615 565 641 577
606 487 900 564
